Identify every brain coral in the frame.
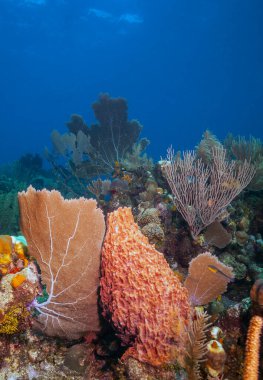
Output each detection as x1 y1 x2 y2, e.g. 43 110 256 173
100 207 191 367
141 222 164 244
137 208 160 227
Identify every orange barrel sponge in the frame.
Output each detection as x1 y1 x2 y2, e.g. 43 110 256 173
100 207 192 367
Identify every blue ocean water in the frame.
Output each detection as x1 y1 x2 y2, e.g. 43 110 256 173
0 0 262 164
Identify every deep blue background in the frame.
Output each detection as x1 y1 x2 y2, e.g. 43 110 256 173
0 0 263 163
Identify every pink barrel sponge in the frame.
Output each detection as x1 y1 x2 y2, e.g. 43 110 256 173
100 207 191 366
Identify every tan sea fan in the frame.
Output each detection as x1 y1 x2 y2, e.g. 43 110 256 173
204 220 232 249
18 186 105 339
184 252 234 306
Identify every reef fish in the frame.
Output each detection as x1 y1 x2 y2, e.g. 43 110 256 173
208 265 234 282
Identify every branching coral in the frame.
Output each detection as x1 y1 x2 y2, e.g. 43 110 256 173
196 130 223 165
47 94 148 179
88 93 142 170
162 147 255 238
225 134 263 191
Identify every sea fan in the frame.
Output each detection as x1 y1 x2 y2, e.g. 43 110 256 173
184 252 234 306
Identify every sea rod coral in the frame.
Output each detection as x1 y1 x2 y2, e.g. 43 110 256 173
18 186 105 339
243 279 263 380
100 207 191 367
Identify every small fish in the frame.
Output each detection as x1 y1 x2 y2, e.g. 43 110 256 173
208 265 234 282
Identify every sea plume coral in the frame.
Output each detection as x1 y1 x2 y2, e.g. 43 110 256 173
185 308 212 380
196 129 223 165
162 146 255 238
226 134 263 191
100 207 191 366
18 186 105 339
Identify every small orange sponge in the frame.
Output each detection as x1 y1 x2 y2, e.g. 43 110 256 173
100 207 191 366
11 273 27 289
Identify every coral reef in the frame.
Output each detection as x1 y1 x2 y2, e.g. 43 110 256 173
0 124 263 379
0 330 91 379
119 357 179 380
